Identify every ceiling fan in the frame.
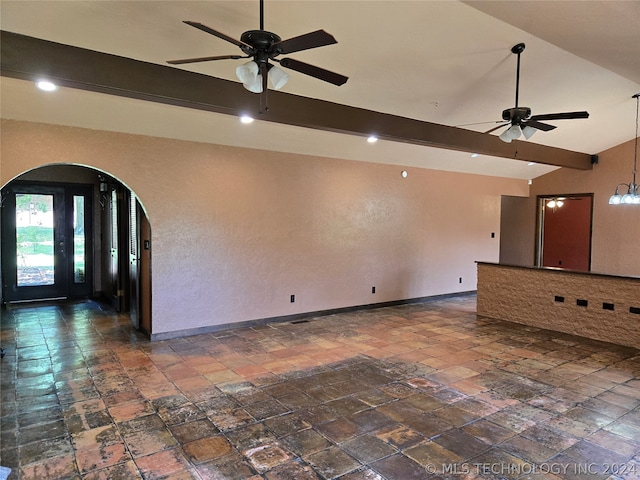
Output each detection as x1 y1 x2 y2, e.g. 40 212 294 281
485 43 589 143
167 0 348 113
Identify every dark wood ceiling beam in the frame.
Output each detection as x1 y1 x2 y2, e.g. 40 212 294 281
1 30 595 170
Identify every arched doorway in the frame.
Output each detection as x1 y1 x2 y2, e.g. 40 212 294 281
1 164 152 334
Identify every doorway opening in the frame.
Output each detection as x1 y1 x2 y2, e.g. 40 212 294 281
535 193 593 272
1 165 152 335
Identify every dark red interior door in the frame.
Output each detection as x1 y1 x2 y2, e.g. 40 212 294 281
541 195 592 271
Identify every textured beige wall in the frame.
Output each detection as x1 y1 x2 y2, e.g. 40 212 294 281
477 263 640 348
529 139 640 276
1 120 528 335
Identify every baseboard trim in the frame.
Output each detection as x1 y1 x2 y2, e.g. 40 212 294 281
150 290 476 342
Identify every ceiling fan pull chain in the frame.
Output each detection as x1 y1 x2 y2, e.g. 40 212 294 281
260 63 269 113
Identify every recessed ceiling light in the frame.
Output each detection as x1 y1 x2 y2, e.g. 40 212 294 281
36 80 57 92
527 162 536 166
240 115 254 124
401 170 408 178
470 153 480 158
367 135 378 143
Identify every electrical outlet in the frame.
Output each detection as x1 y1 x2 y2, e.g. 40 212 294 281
491 232 495 238
459 277 462 284
372 286 376 294
290 294 295 303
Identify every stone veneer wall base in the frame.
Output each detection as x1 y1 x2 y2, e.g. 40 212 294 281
477 262 640 349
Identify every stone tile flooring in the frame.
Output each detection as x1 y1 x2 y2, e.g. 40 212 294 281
1 295 640 479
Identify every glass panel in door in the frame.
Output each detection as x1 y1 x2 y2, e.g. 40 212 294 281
1 185 66 301
15 193 55 287
73 195 86 284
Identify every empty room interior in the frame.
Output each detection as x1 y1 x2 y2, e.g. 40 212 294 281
1 1 640 479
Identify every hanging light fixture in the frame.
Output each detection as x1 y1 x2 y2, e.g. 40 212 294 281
609 93 640 205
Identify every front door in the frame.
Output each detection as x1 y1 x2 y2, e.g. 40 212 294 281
1 182 93 302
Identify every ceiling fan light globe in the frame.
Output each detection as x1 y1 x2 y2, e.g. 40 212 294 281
243 75 264 94
609 194 622 205
236 61 259 85
507 124 522 140
268 66 289 90
522 125 537 140
499 130 513 143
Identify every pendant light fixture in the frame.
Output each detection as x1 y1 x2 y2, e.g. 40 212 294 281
609 93 640 205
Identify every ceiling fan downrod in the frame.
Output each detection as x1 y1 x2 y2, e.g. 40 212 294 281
259 0 264 31
512 43 525 109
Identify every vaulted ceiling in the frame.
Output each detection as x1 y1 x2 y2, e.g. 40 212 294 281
2 1 639 180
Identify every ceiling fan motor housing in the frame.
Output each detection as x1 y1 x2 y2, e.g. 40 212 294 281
502 107 531 122
241 30 281 51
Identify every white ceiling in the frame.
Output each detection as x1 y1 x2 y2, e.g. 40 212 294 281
1 0 639 180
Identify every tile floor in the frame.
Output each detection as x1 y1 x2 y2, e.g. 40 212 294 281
1 295 640 480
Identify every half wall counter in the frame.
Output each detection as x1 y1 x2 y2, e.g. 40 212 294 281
476 262 640 349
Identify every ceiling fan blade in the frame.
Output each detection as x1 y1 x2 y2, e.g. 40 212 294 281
530 111 589 121
456 120 504 128
183 21 251 50
278 58 348 86
525 120 557 132
484 123 509 134
274 30 337 55
167 54 246 65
